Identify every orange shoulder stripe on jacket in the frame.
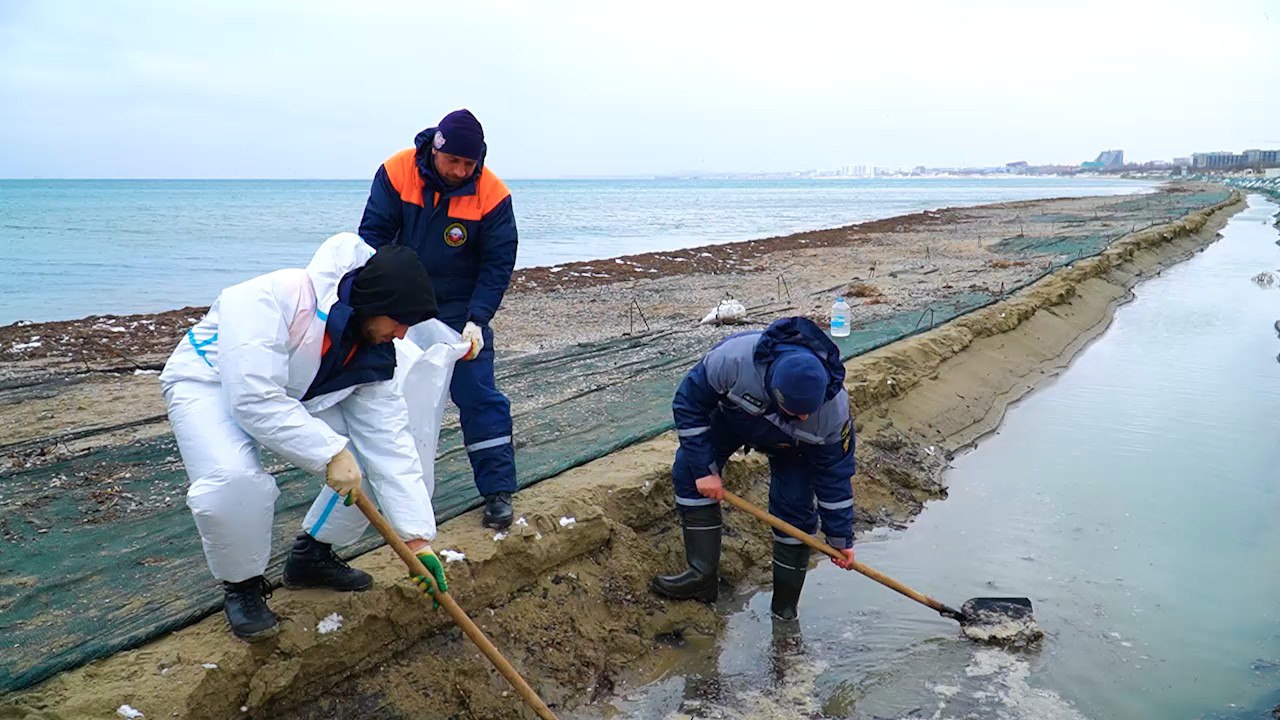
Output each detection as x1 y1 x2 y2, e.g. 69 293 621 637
383 148 424 207
476 168 511 215
446 168 511 221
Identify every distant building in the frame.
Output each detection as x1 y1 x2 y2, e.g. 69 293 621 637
836 164 873 177
1188 149 1279 169
1173 157 1191 167
1193 151 1249 168
1244 149 1280 165
1096 150 1124 169
1079 150 1123 170
1005 161 1029 174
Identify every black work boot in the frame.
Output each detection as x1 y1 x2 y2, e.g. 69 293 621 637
652 504 723 602
282 533 373 591
482 492 514 530
223 576 279 642
770 541 811 621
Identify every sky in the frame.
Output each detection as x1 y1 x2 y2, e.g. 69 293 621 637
1 0 1277 179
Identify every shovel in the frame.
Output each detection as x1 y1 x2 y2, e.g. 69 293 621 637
721 491 1034 632
352 493 560 720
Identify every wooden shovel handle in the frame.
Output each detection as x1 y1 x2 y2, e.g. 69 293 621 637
721 491 961 619
354 494 559 720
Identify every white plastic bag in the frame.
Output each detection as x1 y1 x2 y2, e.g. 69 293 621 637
700 298 747 326
300 320 468 547
394 320 472 498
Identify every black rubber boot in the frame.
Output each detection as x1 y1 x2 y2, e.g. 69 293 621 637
223 576 279 642
482 492 514 530
652 504 723 602
770 541 811 621
282 533 373 591
769 610 807 684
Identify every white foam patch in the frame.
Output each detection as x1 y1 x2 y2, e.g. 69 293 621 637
958 649 1090 720
201 663 217 670
493 531 508 541
559 516 576 527
439 549 466 563
960 613 1043 646
660 655 829 719
317 613 344 634
932 684 961 697
116 705 144 719
514 517 528 527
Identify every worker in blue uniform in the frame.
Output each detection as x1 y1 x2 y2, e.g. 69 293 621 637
653 317 858 621
359 109 519 529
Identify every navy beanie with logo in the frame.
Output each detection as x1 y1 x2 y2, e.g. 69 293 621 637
432 109 485 161
769 350 828 416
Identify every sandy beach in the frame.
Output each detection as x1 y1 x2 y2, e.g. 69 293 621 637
0 184 1241 719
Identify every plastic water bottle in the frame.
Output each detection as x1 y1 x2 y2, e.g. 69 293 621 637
830 297 852 337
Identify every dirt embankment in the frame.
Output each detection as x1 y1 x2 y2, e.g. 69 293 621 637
0 191 1241 720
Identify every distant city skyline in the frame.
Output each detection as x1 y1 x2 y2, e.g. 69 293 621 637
592 143 1280 180
10 141 1273 181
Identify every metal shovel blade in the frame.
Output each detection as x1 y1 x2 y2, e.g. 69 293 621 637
959 597 1034 625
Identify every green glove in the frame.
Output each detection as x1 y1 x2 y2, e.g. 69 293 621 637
412 548 448 609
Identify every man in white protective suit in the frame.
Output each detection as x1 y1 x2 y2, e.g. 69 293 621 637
160 233 468 641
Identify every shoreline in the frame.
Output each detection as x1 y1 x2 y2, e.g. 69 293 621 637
0 188 1241 719
0 180 1155 332
0 191 1129 341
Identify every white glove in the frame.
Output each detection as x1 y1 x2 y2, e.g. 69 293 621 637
325 447 363 506
462 321 484 361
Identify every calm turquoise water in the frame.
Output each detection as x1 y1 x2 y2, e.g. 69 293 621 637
0 177 1150 325
580 195 1280 719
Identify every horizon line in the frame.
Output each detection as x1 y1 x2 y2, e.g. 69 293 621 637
0 173 1139 182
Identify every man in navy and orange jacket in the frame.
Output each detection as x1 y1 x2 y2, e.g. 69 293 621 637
359 109 520 529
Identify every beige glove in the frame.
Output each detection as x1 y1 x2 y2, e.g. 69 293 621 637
462 321 484 361
325 447 363 506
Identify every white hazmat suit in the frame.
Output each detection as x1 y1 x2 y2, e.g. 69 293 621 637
160 233 470 583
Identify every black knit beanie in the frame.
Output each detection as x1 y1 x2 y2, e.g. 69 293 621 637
349 245 437 325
